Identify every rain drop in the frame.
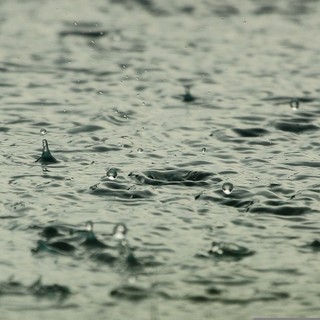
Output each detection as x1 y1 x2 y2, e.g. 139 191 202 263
290 99 299 111
86 221 93 232
40 128 47 135
113 223 128 240
222 182 234 195
106 168 118 180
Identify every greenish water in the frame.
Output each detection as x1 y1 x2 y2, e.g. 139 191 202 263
1 1 320 319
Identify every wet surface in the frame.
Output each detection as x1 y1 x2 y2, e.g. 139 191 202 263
1 0 320 319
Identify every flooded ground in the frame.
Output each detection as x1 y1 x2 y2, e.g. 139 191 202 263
1 0 320 319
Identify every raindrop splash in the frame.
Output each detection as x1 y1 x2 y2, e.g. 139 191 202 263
106 168 118 180
290 99 299 111
222 182 234 195
35 139 57 164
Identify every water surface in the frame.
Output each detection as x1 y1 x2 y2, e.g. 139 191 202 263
1 0 320 319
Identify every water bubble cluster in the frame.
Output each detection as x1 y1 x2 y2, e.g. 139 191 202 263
222 182 234 195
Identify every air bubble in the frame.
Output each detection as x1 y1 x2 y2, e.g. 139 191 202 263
40 128 47 135
222 182 234 195
106 168 118 180
290 99 299 111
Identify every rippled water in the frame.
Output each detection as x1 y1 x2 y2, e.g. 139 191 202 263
1 0 320 319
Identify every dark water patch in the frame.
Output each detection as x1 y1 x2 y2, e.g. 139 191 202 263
110 285 150 301
87 187 154 200
90 145 121 153
41 226 61 239
30 279 71 301
129 169 214 187
32 240 76 255
300 240 320 253
274 121 318 133
59 30 107 38
67 125 104 134
249 205 311 216
213 4 240 17
232 128 269 138
91 252 117 265
0 127 10 132
0 278 71 302
111 0 167 15
283 161 320 168
262 96 316 104
254 5 279 15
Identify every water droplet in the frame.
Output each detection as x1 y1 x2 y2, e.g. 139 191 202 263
222 182 234 195
290 99 299 111
201 147 206 153
106 168 118 180
40 128 47 135
86 221 93 232
137 148 143 153
113 223 127 240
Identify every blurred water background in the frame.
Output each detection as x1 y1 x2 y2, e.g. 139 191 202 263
1 0 320 319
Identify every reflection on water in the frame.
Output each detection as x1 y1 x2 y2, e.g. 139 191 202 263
1 0 320 319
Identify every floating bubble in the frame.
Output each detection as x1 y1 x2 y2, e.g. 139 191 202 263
137 148 143 153
113 223 128 240
222 182 234 195
290 99 299 111
40 128 47 135
201 147 206 153
106 168 118 180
